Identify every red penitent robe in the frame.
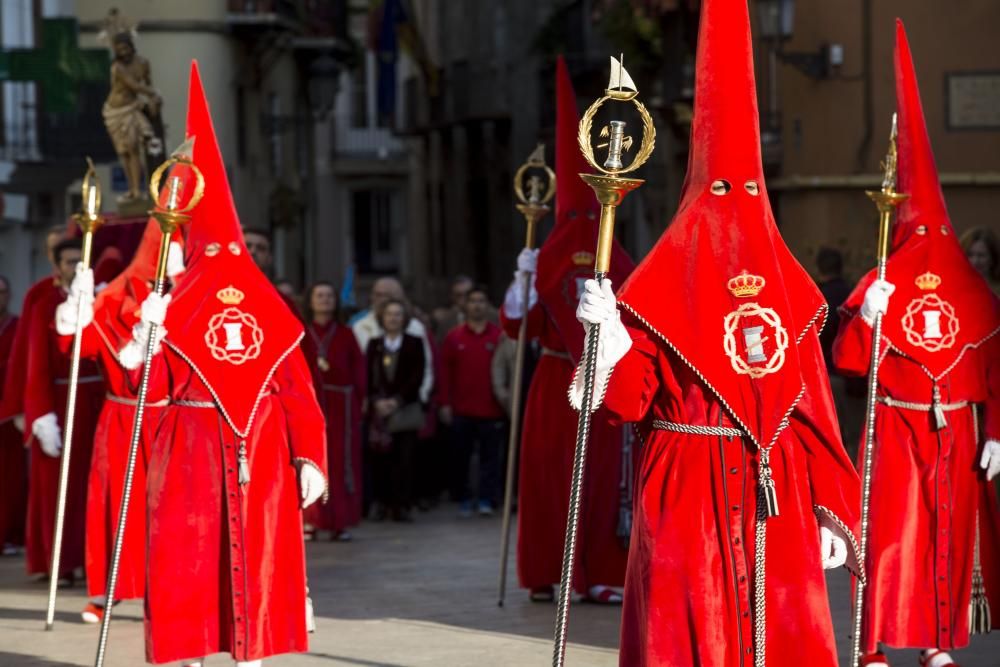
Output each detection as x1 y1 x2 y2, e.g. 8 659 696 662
0 275 57 424
0 313 26 547
143 346 327 664
833 313 1000 651
301 320 365 532
24 284 105 576
58 316 163 600
603 317 861 666
501 304 629 593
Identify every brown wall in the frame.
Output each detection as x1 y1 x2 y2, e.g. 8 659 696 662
759 0 1000 281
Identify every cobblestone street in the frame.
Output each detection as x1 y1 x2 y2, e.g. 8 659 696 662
0 506 997 666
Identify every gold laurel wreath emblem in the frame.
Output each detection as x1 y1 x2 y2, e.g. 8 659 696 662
513 162 556 207
722 303 789 379
901 294 960 352
578 95 656 176
149 156 206 214
204 307 265 365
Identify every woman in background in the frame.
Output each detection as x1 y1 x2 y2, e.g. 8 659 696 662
961 226 1000 295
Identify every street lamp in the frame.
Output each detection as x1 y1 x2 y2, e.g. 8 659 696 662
308 54 341 121
755 0 795 42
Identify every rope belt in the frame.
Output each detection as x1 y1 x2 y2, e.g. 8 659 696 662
541 347 571 361
55 375 103 385
172 400 216 409
105 393 169 408
877 388 969 430
322 384 352 393
651 419 746 438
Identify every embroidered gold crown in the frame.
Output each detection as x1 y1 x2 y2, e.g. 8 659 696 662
727 271 765 298
572 251 595 267
914 271 941 291
216 285 245 305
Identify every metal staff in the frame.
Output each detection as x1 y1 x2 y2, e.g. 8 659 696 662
553 56 654 667
45 160 106 630
850 115 908 667
497 145 555 607
95 148 204 667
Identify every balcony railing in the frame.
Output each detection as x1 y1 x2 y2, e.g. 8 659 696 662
334 125 404 157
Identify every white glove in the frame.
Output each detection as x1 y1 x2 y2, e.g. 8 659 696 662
297 462 326 509
980 440 1000 482
140 292 171 327
54 264 95 335
166 241 185 279
31 412 62 458
568 279 632 411
860 279 895 325
13 414 25 433
516 248 539 274
819 524 848 569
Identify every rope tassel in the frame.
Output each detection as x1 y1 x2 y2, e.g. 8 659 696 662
759 449 779 518
970 567 991 635
932 385 948 431
238 441 250 486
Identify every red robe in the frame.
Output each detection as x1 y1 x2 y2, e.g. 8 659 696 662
604 318 860 666
0 275 57 422
501 305 629 592
833 313 1000 651
59 315 162 600
0 313 26 547
144 347 326 663
24 283 105 576
301 321 365 532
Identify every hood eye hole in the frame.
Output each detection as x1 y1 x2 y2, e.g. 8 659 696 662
744 181 760 196
916 225 927 235
940 225 949 235
710 179 731 196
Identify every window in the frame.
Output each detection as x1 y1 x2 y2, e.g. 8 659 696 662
352 187 401 273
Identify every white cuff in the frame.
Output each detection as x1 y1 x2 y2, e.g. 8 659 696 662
502 274 537 320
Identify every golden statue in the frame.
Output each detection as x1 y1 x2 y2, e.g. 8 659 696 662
99 10 163 206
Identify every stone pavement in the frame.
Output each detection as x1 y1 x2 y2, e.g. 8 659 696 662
0 505 997 666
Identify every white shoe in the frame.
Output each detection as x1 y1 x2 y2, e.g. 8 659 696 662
182 661 204 667
235 661 262 667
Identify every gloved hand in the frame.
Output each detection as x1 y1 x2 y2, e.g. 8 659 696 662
569 279 632 411
819 524 848 569
860 279 895 325
13 414 25 433
503 248 540 319
516 247 539 275
120 293 171 370
31 412 63 458
54 264 95 335
297 461 326 509
166 241 185 279
980 440 1000 482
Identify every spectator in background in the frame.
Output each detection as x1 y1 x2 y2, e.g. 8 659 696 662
815 246 851 368
243 228 274 276
961 226 1000 294
365 299 425 523
275 278 301 315
301 282 365 541
352 277 433 403
440 285 505 517
816 246 863 454
431 275 472 342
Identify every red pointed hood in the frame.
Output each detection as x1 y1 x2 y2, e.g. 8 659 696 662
536 56 634 361
616 0 826 448
164 61 303 437
842 20 999 378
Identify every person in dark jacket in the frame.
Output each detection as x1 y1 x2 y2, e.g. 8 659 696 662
366 298 425 522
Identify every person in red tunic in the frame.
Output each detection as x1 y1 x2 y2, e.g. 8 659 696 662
571 1 861 664
499 56 635 604
832 21 1000 667
0 275 25 553
131 62 327 667
23 237 106 584
53 214 187 622
300 281 365 541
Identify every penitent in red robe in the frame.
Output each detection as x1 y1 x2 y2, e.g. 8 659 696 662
301 320 365 533
0 312 25 548
142 62 328 664
24 282 105 577
831 21 1000 653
